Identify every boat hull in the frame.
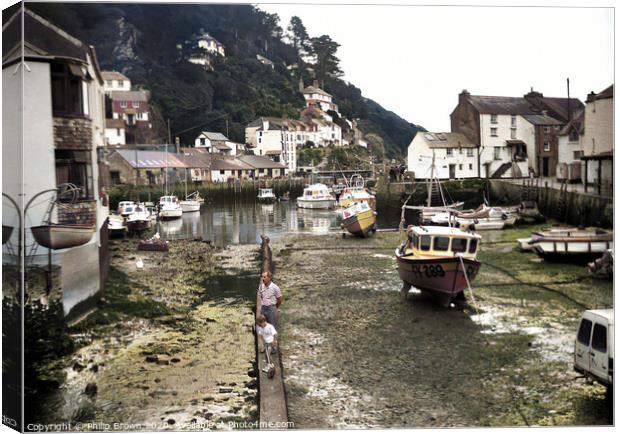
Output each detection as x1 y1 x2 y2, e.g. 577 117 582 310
31 224 95 250
180 201 201 212
258 196 277 203
395 254 481 297
159 208 183 219
533 240 613 263
342 209 376 238
297 198 335 209
127 219 151 232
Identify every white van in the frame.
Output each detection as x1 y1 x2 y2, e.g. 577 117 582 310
574 309 614 388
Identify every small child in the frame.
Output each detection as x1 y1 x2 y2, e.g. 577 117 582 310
256 314 278 354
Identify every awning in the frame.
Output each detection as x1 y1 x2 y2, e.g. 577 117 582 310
505 139 525 146
581 151 613 161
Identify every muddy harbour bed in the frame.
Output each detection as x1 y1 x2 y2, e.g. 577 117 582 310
28 223 612 429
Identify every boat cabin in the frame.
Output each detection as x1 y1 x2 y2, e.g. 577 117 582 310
403 226 481 259
159 195 179 205
258 188 275 198
302 184 332 199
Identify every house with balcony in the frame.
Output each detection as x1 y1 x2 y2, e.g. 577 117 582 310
194 131 242 155
450 89 583 178
3 7 109 318
302 83 339 114
109 90 152 144
407 132 478 179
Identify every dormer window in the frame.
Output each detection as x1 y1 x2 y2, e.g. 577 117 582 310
132 101 140 108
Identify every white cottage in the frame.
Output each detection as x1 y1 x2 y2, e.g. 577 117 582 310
407 132 478 179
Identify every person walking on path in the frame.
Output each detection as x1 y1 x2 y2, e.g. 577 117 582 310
258 271 282 329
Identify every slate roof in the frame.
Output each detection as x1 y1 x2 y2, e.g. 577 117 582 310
3 8 91 65
238 154 287 169
522 114 563 126
102 70 130 81
110 90 149 102
198 131 229 141
210 159 252 171
302 85 332 98
465 92 583 122
114 150 187 168
415 132 477 149
558 109 585 135
586 84 614 102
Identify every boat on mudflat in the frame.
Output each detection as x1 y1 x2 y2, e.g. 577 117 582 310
341 201 377 238
395 223 482 306
108 214 127 237
529 227 613 263
117 201 136 217
127 204 152 232
297 184 336 210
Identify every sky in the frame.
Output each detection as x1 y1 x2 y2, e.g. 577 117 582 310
259 1 614 132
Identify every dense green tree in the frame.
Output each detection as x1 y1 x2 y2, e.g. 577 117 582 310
311 35 343 87
287 16 311 54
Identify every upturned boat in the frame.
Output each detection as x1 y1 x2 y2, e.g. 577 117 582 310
297 184 336 209
528 227 613 263
158 195 183 219
258 188 277 203
341 201 377 238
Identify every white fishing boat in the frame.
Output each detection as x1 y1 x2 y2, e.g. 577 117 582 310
159 195 183 220
258 188 277 203
127 203 152 232
117 201 136 217
108 214 127 237
297 184 336 209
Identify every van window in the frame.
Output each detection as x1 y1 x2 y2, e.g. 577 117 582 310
452 238 467 253
468 239 478 253
591 323 607 353
577 319 592 345
420 235 431 251
434 236 450 251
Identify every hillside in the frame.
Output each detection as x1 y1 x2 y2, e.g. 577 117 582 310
26 2 424 158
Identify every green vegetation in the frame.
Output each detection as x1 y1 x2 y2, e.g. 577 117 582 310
26 3 423 159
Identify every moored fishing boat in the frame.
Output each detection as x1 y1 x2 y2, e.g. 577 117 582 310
529 227 613 263
158 195 183 220
297 184 336 209
127 203 152 232
341 201 377 238
257 188 277 203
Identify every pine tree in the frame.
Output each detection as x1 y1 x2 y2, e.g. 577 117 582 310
311 35 343 87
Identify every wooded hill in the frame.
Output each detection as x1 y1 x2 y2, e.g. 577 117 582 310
25 2 424 159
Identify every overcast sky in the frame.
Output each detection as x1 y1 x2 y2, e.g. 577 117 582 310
259 1 614 132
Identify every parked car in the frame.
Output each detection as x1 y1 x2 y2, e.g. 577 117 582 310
574 309 614 390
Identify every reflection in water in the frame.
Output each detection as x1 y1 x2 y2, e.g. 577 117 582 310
155 201 362 246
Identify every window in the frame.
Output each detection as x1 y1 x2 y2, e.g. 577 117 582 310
117 80 123 87
446 148 453 157
452 238 467 253
569 130 580 142
433 236 450 251
120 100 127 108
467 148 474 157
220 170 225 175
110 171 121 185
510 128 517 139
51 63 84 116
132 101 140 108
200 138 206 146
494 147 501 160
490 114 498 124
544 126 550 133
459 148 463 154
106 80 113 87
510 115 516 127
468 238 478 253
459 164 463 170
55 150 93 200
469 163 473 170
543 142 550 151
258 138 262 144
573 150 584 160
116 128 121 136
420 235 431 251
577 319 592 345
490 127 498 137
591 323 607 352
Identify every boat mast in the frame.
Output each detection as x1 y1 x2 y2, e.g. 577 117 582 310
426 150 435 207
165 144 169 196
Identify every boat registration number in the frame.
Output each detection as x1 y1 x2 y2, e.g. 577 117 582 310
410 264 445 278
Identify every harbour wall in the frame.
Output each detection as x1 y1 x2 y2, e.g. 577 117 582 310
379 177 613 228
